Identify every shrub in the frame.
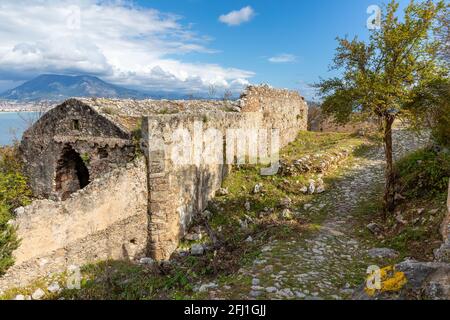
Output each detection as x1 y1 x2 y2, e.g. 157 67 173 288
431 101 450 147
0 204 19 276
395 147 450 198
0 172 32 209
0 146 22 174
0 146 31 275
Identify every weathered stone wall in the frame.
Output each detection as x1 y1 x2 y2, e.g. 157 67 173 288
240 85 308 146
20 99 135 199
142 112 263 259
143 86 308 259
0 158 148 291
4 85 308 288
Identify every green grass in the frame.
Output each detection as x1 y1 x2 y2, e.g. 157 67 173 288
395 147 450 197
352 147 449 261
282 131 364 162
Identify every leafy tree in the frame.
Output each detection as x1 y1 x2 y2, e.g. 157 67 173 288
316 0 448 215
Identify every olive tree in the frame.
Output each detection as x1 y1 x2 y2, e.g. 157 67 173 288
316 0 448 214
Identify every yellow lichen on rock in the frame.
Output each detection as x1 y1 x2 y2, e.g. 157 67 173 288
365 265 408 297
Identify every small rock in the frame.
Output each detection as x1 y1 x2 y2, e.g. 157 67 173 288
31 288 45 300
252 278 260 286
395 214 407 225
279 288 294 297
198 282 218 292
308 179 315 194
14 294 25 300
239 219 249 230
139 257 155 265
249 290 262 298
281 208 293 220
201 210 212 219
299 186 308 193
244 201 251 211
14 207 25 215
245 236 253 243
394 193 405 201
280 197 292 208
47 282 61 293
185 232 202 241
303 203 313 210
341 288 354 295
191 244 204 256
295 291 306 298
316 185 325 194
217 188 229 196
367 222 383 235
417 208 425 215
253 183 263 194
262 265 273 273
368 248 399 259
266 287 278 293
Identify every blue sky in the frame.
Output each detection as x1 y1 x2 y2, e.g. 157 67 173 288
0 0 411 100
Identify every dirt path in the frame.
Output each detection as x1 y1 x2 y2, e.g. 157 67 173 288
213 128 429 300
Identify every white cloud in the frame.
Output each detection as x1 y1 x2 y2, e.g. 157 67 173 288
219 6 255 26
268 54 297 63
0 0 254 95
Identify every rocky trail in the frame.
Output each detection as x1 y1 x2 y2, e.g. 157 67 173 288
209 128 429 300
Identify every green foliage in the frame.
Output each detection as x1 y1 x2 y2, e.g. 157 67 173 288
316 0 447 124
0 146 22 174
81 153 90 166
405 78 450 147
0 147 31 208
395 147 450 197
101 106 117 115
0 204 19 276
0 172 31 209
0 147 31 275
315 0 448 212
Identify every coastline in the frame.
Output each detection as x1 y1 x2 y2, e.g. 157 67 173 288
0 110 42 113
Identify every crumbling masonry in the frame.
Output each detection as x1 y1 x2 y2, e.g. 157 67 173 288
0 85 308 290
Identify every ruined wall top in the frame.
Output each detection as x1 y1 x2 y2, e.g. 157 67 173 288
59 85 306 132
26 85 307 136
239 84 306 112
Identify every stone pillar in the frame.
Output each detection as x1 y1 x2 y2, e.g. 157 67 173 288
142 117 180 260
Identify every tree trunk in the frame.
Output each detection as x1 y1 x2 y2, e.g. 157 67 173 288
383 116 396 217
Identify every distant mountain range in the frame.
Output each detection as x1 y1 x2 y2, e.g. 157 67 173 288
0 74 151 101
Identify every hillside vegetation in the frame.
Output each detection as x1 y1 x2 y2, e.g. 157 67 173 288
0 146 31 276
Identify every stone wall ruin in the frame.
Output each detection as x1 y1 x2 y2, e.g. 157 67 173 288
1 85 308 290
